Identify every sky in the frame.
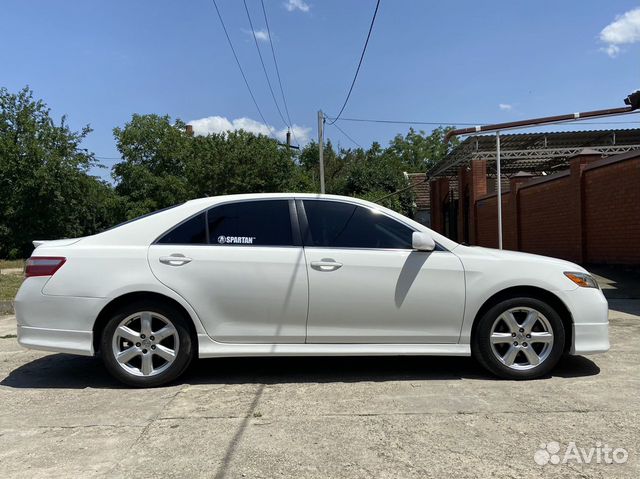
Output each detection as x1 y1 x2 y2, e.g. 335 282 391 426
2 0 639 180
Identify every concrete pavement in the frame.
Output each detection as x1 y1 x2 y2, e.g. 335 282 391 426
0 303 638 478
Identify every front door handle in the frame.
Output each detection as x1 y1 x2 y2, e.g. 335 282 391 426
310 259 343 272
159 254 192 266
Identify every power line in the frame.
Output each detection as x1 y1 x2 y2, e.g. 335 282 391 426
327 117 480 126
243 0 289 131
326 0 381 125
325 116 640 127
329 122 362 148
260 0 299 147
210 0 275 140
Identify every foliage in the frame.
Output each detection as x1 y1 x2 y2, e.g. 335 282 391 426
297 140 415 216
186 130 297 197
387 126 459 172
112 115 301 217
0 87 118 258
1 87 455 258
0 273 23 301
112 114 192 219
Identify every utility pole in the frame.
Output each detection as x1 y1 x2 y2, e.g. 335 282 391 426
286 129 291 150
317 110 325 194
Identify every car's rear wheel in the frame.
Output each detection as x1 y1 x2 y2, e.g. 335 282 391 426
100 300 194 387
472 297 565 379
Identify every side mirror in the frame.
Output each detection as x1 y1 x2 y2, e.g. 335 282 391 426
412 231 435 251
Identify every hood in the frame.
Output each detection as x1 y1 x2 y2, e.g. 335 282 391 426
459 246 588 273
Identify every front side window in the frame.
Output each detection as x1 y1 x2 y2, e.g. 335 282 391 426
303 200 413 249
208 200 293 246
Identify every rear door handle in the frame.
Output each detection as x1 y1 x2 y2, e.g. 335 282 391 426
310 259 343 272
159 254 192 266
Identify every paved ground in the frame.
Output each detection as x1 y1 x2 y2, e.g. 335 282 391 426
0 299 637 478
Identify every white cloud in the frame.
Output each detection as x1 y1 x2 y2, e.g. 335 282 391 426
253 29 269 41
284 0 310 13
242 29 269 42
600 7 640 57
498 103 512 111
188 115 312 145
603 44 620 58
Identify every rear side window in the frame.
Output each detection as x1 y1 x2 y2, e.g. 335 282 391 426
157 212 207 244
303 200 413 249
208 200 293 246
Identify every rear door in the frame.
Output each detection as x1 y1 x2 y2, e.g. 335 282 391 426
148 199 308 343
299 199 465 343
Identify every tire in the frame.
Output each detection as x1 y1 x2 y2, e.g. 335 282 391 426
100 300 195 387
472 297 565 380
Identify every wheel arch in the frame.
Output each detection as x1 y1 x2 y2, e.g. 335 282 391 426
470 286 573 353
93 291 198 354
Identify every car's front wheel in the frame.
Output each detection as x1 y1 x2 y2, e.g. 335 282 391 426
100 300 194 387
472 297 565 379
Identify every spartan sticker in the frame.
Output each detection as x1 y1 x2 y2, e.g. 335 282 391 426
217 235 256 244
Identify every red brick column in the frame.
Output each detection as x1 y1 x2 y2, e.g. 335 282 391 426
429 177 450 234
568 149 602 263
466 160 487 244
508 173 535 250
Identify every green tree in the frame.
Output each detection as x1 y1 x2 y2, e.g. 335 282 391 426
386 126 459 172
0 86 117 258
112 115 301 216
297 139 344 193
297 140 415 216
187 130 297 196
112 114 192 218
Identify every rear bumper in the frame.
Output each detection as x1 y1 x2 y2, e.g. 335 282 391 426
17 325 93 356
15 277 103 356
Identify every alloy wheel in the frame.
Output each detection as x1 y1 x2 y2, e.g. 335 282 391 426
111 311 179 377
489 307 554 370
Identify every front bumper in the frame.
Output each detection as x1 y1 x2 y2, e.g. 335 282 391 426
555 286 610 355
571 322 610 355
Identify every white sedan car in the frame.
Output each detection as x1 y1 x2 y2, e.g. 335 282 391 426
16 193 609 387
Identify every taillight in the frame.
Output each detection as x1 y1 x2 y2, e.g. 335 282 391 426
25 257 66 278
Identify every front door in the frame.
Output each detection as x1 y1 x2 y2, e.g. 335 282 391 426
299 199 465 343
148 199 308 343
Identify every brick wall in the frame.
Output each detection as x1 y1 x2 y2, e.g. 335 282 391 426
519 175 578 261
431 149 640 265
583 154 640 264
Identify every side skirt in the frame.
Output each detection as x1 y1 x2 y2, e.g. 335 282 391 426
197 334 470 358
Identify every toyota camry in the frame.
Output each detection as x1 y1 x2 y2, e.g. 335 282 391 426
15 193 609 387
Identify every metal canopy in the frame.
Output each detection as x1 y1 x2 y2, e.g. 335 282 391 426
429 128 640 177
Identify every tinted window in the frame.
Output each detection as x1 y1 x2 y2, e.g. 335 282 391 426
208 200 293 246
303 200 413 249
157 212 207 244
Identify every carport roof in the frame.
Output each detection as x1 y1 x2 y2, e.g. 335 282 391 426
428 128 640 177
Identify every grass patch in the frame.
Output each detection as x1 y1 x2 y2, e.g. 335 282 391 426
0 274 23 301
0 259 25 270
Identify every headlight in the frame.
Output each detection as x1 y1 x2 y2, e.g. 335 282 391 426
564 272 599 289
